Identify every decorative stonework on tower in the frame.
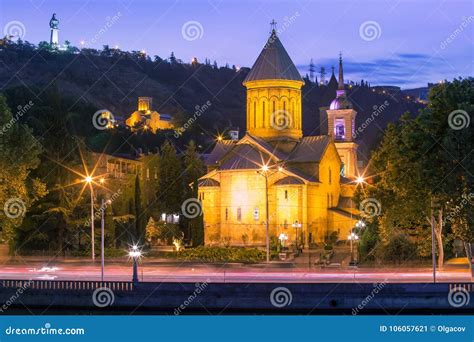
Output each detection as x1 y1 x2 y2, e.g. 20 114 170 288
243 22 304 142
49 13 59 48
326 54 359 178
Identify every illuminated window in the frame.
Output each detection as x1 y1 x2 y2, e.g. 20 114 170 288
237 207 242 221
335 118 345 140
146 168 150 180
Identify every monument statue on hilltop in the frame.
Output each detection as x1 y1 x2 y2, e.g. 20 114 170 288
49 13 59 47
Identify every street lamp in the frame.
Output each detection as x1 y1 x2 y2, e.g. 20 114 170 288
257 163 281 263
84 176 95 261
348 232 359 266
292 221 302 254
129 245 142 283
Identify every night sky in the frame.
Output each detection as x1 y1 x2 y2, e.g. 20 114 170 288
1 0 472 88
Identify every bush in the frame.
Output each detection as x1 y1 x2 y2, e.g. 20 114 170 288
377 234 417 263
177 246 265 263
359 222 380 261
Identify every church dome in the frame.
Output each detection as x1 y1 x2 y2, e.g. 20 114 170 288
330 90 353 110
243 30 302 83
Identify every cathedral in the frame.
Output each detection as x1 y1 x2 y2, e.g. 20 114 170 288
198 27 360 247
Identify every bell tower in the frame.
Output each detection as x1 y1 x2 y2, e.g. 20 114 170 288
243 22 304 142
326 54 359 178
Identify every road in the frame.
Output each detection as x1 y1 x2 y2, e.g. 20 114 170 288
0 258 471 283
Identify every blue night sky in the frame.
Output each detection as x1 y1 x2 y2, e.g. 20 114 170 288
1 0 472 89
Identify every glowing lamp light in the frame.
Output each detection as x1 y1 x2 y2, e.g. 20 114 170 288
217 135 223 141
261 165 269 172
356 176 365 184
85 176 93 183
348 232 359 241
99 178 105 184
129 245 142 258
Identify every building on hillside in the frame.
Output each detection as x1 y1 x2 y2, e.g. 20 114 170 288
198 26 361 247
125 97 173 133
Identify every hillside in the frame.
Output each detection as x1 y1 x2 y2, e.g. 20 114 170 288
0 42 425 156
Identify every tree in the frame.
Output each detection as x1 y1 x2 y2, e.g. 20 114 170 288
157 141 183 215
366 78 473 270
0 95 46 250
134 174 145 243
183 141 205 246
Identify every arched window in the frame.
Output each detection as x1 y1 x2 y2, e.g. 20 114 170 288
253 101 257 128
329 168 332 184
262 101 265 127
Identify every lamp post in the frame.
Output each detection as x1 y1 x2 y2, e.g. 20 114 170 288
264 169 270 263
100 196 110 282
348 232 359 265
129 245 141 284
85 176 95 261
292 221 302 254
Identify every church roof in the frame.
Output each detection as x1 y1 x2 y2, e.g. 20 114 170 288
198 178 220 187
219 144 271 170
274 176 304 185
205 140 236 165
204 134 334 183
287 136 331 162
243 30 303 83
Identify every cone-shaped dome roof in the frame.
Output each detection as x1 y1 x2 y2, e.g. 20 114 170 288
243 30 303 83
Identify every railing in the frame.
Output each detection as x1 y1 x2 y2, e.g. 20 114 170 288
1 280 134 291
449 283 473 292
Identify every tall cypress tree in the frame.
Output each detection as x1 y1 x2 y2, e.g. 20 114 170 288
183 141 205 246
134 174 145 244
